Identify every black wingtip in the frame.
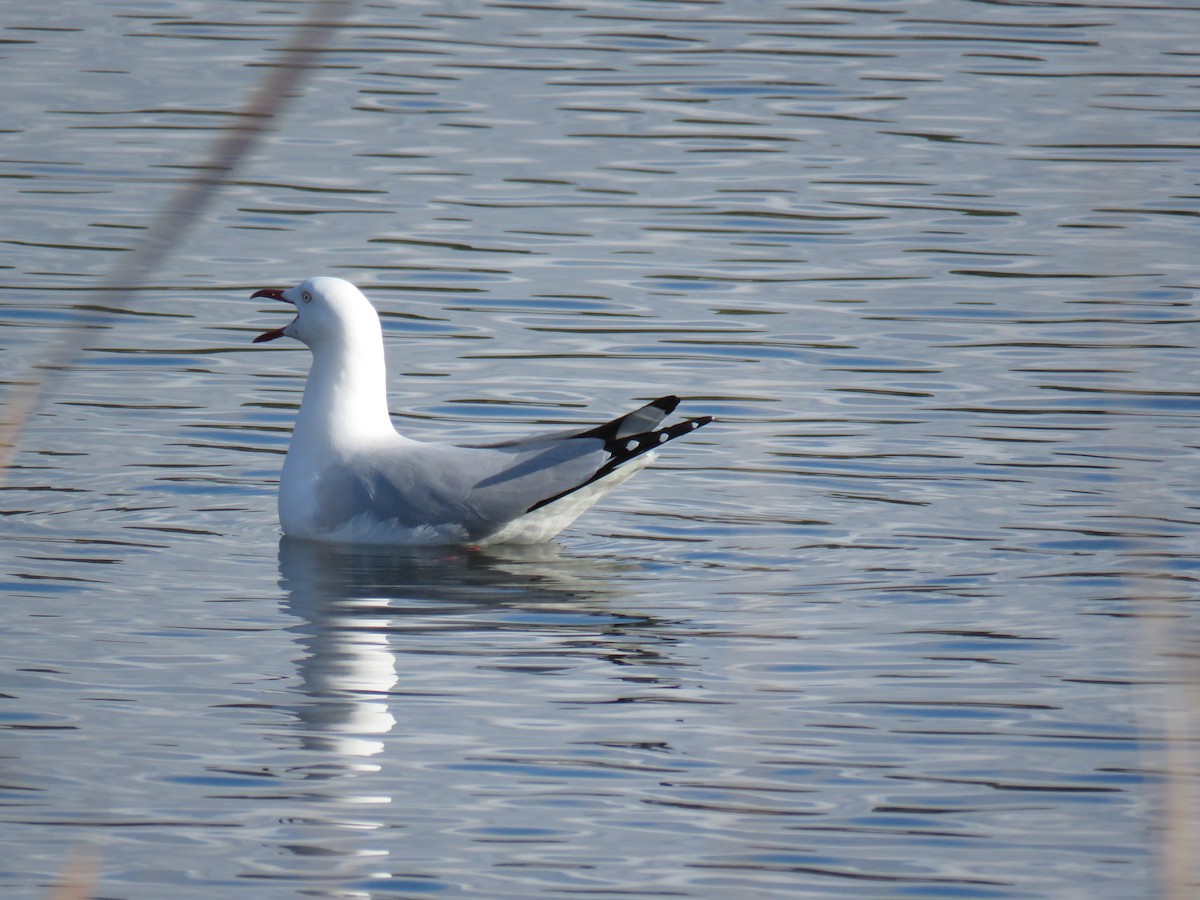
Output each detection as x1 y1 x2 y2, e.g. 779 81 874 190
665 414 714 436
602 413 712 464
523 405 712 514
657 414 712 444
652 395 681 414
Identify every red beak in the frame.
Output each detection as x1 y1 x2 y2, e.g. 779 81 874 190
251 288 295 343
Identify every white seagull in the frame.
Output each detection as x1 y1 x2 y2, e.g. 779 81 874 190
251 276 712 546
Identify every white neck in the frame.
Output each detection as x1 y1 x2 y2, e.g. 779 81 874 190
292 332 397 454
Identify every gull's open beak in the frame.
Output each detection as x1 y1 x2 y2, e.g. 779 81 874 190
250 288 295 343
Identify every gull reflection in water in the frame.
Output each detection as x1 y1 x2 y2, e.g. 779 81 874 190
281 540 399 762
271 536 656 894
279 538 636 755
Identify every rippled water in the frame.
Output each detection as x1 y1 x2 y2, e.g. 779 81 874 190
3 1 1199 898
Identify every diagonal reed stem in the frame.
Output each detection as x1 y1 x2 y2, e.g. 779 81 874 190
0 0 357 480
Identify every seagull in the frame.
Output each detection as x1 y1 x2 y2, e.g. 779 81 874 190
251 276 712 546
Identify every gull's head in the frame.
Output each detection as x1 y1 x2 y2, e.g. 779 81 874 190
251 276 381 350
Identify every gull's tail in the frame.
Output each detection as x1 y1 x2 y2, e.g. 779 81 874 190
527 396 713 513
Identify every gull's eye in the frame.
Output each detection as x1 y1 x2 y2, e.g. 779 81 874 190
302 291 313 303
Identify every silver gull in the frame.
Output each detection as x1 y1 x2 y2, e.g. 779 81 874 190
251 276 712 546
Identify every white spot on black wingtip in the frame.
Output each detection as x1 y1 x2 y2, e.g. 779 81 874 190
525 401 713 514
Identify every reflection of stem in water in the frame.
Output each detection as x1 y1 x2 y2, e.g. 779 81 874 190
0 0 357 478
1144 601 1200 900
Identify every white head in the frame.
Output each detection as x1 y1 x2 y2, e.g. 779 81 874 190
251 276 381 352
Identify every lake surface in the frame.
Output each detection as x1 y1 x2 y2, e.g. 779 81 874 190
3 1 1199 897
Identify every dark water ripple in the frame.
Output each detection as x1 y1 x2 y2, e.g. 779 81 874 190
2 1 1199 898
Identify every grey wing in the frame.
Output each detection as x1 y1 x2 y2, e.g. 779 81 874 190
329 438 604 541
463 395 712 510
338 396 713 540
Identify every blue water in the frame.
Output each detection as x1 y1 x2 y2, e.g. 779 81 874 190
2 1 1199 897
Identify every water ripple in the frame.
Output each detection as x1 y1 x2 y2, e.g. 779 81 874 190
2 1 1197 898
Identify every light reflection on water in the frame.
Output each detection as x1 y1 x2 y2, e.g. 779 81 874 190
2 0 1198 897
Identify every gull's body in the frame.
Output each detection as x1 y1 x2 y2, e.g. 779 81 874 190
251 276 712 546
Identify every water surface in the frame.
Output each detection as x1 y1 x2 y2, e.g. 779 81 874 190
2 1 1199 898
